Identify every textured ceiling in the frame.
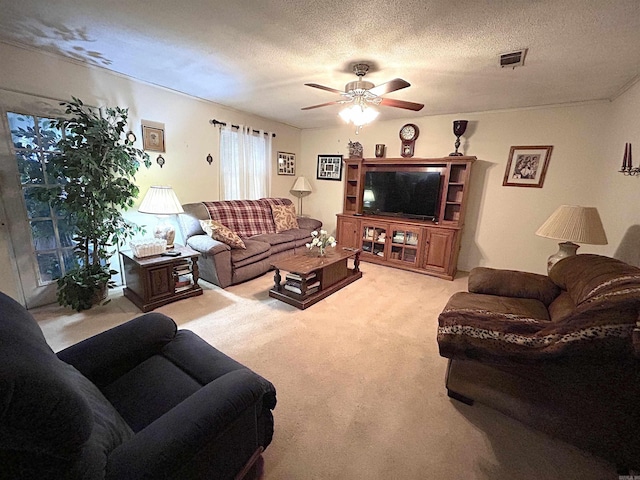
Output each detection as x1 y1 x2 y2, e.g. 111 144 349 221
1 0 639 129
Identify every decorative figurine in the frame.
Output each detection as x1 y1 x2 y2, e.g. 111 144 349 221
348 140 363 158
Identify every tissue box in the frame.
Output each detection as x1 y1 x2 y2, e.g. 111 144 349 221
130 238 166 258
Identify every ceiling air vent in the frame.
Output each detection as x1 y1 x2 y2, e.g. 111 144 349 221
500 49 527 68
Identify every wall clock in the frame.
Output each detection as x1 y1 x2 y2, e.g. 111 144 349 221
399 123 419 157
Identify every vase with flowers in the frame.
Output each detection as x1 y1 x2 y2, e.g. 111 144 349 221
306 230 336 257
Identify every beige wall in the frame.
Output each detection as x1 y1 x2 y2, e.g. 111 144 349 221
301 94 639 275
600 79 640 267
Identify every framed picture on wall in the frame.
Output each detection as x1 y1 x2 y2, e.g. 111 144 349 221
502 145 553 188
316 154 343 181
141 120 166 152
277 151 296 175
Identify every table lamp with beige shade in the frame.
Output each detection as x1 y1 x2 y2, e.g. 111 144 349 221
138 186 184 248
535 205 608 272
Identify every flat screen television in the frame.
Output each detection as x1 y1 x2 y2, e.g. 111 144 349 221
363 170 441 221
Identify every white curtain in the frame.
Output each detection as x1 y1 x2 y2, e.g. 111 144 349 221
219 124 272 200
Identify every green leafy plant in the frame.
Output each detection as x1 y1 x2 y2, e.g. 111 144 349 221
37 97 150 311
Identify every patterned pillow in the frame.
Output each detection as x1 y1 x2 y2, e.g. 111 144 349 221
271 204 299 233
199 219 246 249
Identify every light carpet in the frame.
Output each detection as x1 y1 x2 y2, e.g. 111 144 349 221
32 262 616 479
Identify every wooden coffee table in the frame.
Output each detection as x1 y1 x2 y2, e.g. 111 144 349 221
269 246 361 309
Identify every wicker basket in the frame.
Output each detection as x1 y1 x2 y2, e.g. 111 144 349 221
130 238 166 258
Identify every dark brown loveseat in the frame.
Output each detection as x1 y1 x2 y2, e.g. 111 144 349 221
438 254 640 470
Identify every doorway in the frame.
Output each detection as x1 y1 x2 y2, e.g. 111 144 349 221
0 92 71 307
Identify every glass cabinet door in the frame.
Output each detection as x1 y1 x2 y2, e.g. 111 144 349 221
389 227 420 266
361 223 388 259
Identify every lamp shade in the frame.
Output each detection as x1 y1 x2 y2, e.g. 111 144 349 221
291 176 312 194
138 186 184 215
535 205 607 245
363 189 375 203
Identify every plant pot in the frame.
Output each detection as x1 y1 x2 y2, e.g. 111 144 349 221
92 282 109 304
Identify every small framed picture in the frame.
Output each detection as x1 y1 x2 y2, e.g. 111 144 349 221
277 151 296 176
317 154 343 181
503 145 553 188
141 120 165 152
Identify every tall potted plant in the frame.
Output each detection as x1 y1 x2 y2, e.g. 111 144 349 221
38 97 150 311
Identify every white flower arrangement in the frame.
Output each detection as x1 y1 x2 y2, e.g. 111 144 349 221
306 230 336 255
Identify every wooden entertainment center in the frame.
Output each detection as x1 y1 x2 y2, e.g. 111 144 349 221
336 156 475 280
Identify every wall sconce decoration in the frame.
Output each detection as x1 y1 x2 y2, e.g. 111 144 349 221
156 155 165 168
620 143 639 176
206 154 213 165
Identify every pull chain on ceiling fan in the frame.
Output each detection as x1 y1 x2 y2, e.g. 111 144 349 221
301 63 424 131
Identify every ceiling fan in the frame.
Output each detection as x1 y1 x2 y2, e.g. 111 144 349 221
301 63 425 113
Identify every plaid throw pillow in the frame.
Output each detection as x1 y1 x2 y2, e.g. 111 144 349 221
271 204 298 233
200 220 246 249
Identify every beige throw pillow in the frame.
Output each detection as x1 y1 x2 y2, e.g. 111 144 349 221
199 219 246 249
271 204 299 233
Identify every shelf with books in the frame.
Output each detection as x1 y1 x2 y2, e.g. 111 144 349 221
282 271 320 297
173 258 196 293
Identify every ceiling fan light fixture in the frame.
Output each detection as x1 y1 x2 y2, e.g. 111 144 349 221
301 62 424 117
339 104 379 127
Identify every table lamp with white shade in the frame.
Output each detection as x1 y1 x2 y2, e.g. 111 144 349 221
535 205 607 272
290 176 312 216
138 186 184 248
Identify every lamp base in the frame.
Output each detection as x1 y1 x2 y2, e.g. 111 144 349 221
547 241 579 273
154 220 176 249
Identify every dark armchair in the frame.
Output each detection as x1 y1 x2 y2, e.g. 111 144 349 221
0 291 276 479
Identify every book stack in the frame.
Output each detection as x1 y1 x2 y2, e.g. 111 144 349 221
284 272 320 296
174 260 193 293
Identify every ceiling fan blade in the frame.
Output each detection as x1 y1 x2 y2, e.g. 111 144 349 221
301 101 342 110
379 98 425 111
304 83 344 94
368 78 410 96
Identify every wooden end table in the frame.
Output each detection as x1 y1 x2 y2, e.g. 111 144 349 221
120 244 202 312
269 246 361 309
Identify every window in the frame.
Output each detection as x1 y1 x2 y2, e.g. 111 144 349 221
219 125 271 200
7 112 77 285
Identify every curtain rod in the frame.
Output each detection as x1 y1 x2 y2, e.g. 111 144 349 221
210 119 276 137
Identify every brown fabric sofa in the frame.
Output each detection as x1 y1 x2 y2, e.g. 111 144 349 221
437 254 640 470
178 198 322 288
